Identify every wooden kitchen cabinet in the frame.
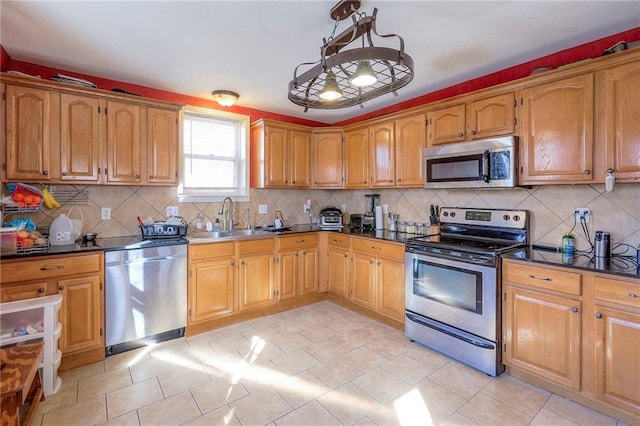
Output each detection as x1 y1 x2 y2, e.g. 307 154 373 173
518 74 594 184
105 100 142 183
188 242 235 324
344 127 369 188
251 120 311 188
278 233 319 300
467 92 516 140
593 277 640 416
369 121 395 187
426 103 466 145
312 129 344 188
349 237 405 321
394 113 426 187
238 238 276 311
146 107 179 184
597 60 640 182
327 234 350 298
4 84 53 181
59 93 101 182
0 253 104 369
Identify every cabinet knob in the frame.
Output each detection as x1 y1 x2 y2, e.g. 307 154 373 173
458 132 464 137
583 170 591 175
230 261 235 267
38 288 45 293
61 171 68 176
135 174 141 179
628 292 638 298
149 175 153 179
471 130 476 135
43 170 49 175
369 260 374 264
595 312 603 319
344 253 348 258
377 261 381 265
571 306 578 313
58 285 65 291
397 179 402 182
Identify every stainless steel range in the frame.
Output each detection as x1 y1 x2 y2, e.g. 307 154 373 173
405 207 528 376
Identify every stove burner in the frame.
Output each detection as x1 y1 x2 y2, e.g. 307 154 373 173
459 240 499 250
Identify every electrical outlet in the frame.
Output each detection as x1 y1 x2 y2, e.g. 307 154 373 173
574 208 590 223
303 204 311 213
341 204 346 212
101 207 111 220
166 206 178 217
258 204 268 214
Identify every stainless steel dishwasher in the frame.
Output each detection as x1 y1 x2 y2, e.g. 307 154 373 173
105 238 188 356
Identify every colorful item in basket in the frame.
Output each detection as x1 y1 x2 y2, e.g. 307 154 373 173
16 229 47 249
3 183 43 209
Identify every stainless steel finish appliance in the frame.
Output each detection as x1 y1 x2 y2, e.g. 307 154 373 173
319 206 343 229
424 136 517 189
105 238 188 356
405 207 528 376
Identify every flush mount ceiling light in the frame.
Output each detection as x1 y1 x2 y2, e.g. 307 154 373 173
288 0 414 111
211 90 239 107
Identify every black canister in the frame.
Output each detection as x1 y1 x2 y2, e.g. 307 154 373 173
594 231 611 258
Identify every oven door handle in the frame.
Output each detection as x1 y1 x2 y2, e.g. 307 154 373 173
406 312 495 350
482 150 490 183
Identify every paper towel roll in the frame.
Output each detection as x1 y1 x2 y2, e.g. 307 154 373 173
382 204 389 214
375 205 384 229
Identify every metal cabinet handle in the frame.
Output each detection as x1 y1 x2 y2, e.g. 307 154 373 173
343 253 348 258
149 175 154 179
61 172 68 176
371 246 382 250
628 292 638 298
528 274 552 282
369 260 374 264
595 312 603 319
296 240 305 243
571 306 578 313
230 261 235 267
377 261 381 265
43 170 49 175
458 132 464 137
38 288 45 293
135 174 141 179
58 285 65 291
583 170 591 175
471 130 476 135
41 265 64 271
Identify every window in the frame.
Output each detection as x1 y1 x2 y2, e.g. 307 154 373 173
178 107 250 202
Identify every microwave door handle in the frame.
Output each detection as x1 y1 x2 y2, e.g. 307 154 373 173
482 150 490 183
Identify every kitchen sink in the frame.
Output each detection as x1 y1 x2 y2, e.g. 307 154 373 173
188 229 272 240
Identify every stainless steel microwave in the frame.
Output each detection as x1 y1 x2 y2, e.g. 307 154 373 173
424 136 517 189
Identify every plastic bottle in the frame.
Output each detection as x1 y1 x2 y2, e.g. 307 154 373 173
49 214 75 245
213 219 221 231
196 213 203 230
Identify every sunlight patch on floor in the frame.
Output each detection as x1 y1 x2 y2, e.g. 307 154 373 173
394 388 433 426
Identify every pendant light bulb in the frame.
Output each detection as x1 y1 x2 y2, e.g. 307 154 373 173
349 60 377 87
319 71 343 101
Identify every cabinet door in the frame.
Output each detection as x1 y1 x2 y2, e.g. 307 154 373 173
106 101 141 183
369 122 395 187
426 103 466 146
377 258 405 322
60 93 101 182
5 85 52 180
328 247 349 298
600 61 640 181
503 286 581 390
147 107 178 184
279 250 298 300
344 128 369 188
519 74 594 183
312 131 344 188
299 248 319 295
264 126 288 187
350 252 376 309
189 258 235 323
0 282 48 302
594 305 640 416
468 92 515 139
289 130 311 187
395 114 426 187
239 253 275 311
57 275 102 355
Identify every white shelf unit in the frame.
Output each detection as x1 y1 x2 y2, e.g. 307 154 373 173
0 294 63 396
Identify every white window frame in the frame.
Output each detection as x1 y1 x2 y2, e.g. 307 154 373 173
178 106 250 203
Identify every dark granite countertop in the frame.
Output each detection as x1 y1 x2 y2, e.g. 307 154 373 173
504 246 640 280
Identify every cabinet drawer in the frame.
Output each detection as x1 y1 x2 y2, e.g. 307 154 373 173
595 277 640 309
1 282 48 302
327 233 349 249
189 241 234 261
351 237 404 260
1 254 102 284
505 262 581 295
237 237 275 255
279 233 319 250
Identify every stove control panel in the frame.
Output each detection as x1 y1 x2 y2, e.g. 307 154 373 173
439 208 528 229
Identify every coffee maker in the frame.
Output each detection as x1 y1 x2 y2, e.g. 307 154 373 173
362 194 380 229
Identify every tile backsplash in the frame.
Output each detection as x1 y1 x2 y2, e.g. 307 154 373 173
14 183 640 252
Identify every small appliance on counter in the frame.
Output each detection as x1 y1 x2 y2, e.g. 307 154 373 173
319 206 343 230
594 231 611 258
138 216 188 239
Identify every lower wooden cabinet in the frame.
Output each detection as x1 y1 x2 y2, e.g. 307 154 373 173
57 275 102 355
238 252 276 311
278 234 319 300
503 259 640 420
328 247 349 298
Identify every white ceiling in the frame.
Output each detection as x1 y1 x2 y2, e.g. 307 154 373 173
1 1 638 125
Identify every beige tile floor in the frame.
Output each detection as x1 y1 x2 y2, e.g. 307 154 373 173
32 301 631 426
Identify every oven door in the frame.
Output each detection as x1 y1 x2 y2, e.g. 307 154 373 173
404 251 497 340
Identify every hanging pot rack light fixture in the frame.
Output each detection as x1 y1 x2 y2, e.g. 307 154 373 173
288 0 414 112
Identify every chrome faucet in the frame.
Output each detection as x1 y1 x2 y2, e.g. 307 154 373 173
219 197 234 231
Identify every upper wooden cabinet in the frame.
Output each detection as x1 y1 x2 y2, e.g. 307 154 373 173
2 73 182 186
426 92 515 146
251 119 311 188
597 61 640 182
311 129 344 188
344 127 369 188
394 113 426 187
369 121 395 187
518 74 595 184
4 84 52 181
